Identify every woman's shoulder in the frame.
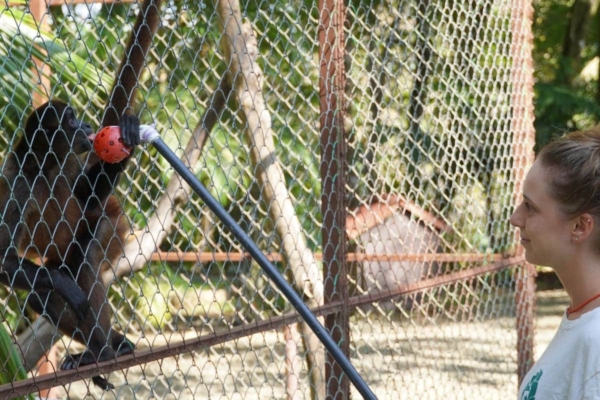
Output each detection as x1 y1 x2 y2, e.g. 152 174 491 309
571 308 600 343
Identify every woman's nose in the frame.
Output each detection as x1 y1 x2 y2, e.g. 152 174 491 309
510 204 523 228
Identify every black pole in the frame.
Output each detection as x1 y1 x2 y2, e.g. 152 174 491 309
148 137 377 399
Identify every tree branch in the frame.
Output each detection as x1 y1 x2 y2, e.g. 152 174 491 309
215 0 325 397
108 78 231 282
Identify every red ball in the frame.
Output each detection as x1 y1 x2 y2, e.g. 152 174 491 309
91 126 132 163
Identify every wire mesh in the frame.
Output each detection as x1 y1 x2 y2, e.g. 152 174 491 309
0 0 534 399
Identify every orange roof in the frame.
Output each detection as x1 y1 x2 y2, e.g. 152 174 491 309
346 194 448 241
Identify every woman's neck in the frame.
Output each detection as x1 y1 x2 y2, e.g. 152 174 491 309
553 256 600 319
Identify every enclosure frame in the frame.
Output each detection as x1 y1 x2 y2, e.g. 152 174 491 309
0 0 536 397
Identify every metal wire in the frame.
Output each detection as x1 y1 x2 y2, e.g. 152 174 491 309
0 0 535 398
149 135 376 400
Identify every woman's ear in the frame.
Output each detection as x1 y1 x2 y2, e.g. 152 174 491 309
573 213 595 242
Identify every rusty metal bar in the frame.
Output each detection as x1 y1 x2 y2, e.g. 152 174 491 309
319 0 349 397
150 135 375 398
0 256 523 399
6 0 137 7
510 0 536 386
49 0 135 5
149 250 506 263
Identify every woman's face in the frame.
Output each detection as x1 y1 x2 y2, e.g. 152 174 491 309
510 160 574 267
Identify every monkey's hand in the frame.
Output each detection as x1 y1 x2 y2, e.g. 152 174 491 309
61 350 115 391
113 334 135 357
92 376 115 391
119 114 141 150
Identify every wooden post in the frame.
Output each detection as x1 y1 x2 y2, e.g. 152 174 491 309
28 4 54 398
30 0 51 107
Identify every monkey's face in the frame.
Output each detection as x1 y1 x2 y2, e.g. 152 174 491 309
25 101 94 158
58 107 94 155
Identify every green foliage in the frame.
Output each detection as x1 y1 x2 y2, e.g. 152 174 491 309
112 262 240 330
534 82 600 150
0 7 110 145
0 322 32 400
532 0 600 149
532 0 573 82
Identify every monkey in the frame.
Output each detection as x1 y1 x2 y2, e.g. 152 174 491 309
0 100 140 390
4 0 164 388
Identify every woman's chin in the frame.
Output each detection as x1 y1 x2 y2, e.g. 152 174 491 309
524 250 543 266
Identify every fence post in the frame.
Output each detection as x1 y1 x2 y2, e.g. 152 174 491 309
319 0 349 399
30 0 50 107
510 0 536 387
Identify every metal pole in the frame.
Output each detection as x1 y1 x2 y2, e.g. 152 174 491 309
510 0 536 385
147 136 377 400
318 0 350 397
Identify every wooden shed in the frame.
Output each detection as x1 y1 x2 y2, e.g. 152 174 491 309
347 194 448 310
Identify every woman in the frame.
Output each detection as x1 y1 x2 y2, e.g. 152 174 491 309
512 127 600 399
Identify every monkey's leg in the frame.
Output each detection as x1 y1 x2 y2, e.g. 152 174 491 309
1 255 90 322
45 235 119 391
27 291 82 341
26 289 114 390
84 210 135 359
61 257 116 360
57 263 117 391
27 281 115 391
61 243 133 387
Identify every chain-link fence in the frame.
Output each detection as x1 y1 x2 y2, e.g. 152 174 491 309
0 0 535 399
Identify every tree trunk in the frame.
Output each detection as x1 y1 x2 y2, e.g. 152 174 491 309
560 0 599 84
284 324 304 400
215 1 326 398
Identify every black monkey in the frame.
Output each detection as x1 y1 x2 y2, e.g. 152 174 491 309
4 0 164 388
0 100 140 389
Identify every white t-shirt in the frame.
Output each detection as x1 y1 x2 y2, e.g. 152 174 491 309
519 307 600 399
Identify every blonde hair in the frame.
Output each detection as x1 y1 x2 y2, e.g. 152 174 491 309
538 126 600 219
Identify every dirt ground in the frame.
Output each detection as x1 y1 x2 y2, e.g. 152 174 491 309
38 290 569 400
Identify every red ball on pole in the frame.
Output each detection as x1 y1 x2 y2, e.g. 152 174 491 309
90 126 132 163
